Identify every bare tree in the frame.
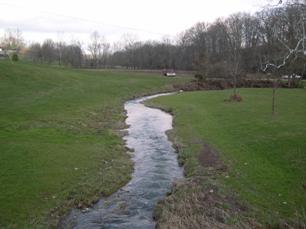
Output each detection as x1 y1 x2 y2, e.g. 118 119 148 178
88 31 101 68
0 28 24 52
121 33 139 69
261 0 306 114
62 40 83 68
41 39 56 64
26 43 42 62
88 31 110 68
225 14 245 96
262 4 305 72
56 42 65 66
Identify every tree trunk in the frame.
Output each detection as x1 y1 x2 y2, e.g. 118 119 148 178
233 75 237 95
272 80 277 115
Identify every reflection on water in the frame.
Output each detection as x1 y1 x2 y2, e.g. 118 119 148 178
60 93 183 229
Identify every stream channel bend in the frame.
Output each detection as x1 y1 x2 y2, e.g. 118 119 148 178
61 93 183 229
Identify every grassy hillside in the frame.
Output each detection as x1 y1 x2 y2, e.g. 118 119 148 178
0 61 186 228
149 89 306 227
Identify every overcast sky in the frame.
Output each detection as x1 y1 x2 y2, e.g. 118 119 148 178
0 0 269 45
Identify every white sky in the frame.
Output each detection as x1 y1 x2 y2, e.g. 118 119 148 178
0 0 269 45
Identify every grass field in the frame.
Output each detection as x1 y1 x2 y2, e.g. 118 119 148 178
149 88 306 227
0 60 187 228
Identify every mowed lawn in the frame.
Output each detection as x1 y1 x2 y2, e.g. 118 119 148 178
0 61 186 227
149 88 306 224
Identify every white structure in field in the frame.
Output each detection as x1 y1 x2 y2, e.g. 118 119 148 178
281 74 302 79
163 70 176 77
0 47 8 59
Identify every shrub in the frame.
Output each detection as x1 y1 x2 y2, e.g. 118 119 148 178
12 53 19 62
224 93 243 102
229 93 243 102
194 73 205 81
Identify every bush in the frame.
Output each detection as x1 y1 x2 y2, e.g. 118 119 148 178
194 73 205 81
12 53 19 62
224 93 243 102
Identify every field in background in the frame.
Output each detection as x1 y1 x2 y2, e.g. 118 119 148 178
149 89 306 227
0 61 188 227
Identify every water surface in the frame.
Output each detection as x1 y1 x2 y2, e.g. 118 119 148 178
60 93 183 229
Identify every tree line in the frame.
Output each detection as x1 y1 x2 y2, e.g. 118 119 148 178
1 0 305 77
109 0 306 79
25 40 83 67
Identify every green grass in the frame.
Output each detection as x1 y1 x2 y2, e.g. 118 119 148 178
149 88 306 225
0 60 187 228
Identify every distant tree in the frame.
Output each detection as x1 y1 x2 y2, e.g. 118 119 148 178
260 1 306 114
225 13 245 97
62 41 83 68
122 33 139 69
25 39 84 68
261 2 306 73
0 28 24 52
26 43 42 62
41 39 56 64
56 41 65 66
88 31 100 68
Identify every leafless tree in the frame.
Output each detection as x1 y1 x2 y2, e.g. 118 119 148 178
261 0 306 114
88 31 102 68
62 40 83 68
121 33 139 69
41 39 56 64
25 40 84 67
0 28 24 52
88 31 110 68
26 43 42 62
56 42 65 66
225 14 245 96
262 3 305 72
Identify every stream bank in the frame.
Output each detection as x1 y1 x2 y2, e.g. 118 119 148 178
59 93 183 228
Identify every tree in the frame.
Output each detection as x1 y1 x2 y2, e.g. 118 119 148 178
88 31 109 68
225 13 245 96
88 31 101 68
62 41 83 68
0 28 24 52
26 43 42 62
121 33 139 69
261 0 306 114
56 42 65 66
41 39 56 64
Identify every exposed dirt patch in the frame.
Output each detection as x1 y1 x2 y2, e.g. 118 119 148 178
198 144 221 168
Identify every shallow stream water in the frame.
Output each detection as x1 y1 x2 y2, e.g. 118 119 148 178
60 93 183 229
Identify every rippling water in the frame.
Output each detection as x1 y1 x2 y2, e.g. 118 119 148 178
60 93 183 229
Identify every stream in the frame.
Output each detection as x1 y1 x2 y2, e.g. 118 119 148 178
60 93 183 229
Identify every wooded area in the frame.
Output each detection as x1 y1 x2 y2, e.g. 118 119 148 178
1 0 305 78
